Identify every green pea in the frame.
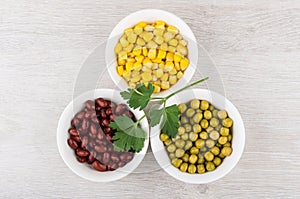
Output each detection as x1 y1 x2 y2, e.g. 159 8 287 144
190 146 199 155
222 118 233 128
180 116 188 124
178 126 186 135
217 110 228 119
209 130 220 140
204 151 214 161
199 131 208 139
172 158 182 168
195 139 205 149
200 147 208 152
186 108 195 118
215 124 222 131
197 164 206 174
228 134 232 141
182 153 189 162
209 105 215 111
211 146 220 155
190 99 200 109
181 133 189 140
178 103 187 114
200 119 209 129
175 139 185 148
189 132 198 142
184 124 192 132
210 118 219 127
169 153 175 159
213 157 222 166
175 148 185 158
206 139 215 148
197 155 205 164
224 142 231 147
184 140 193 150
206 162 215 171
221 146 232 156
192 124 201 133
206 126 214 133
189 154 198 164
167 144 176 153
212 110 218 117
180 162 188 172
188 164 197 174
218 136 228 145
160 133 169 141
204 110 212 120
164 139 172 146
200 100 209 110
193 113 203 123
220 127 229 136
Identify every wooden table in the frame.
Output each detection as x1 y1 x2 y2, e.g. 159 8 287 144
1 0 299 198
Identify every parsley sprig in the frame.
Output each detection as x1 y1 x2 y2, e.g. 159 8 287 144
109 77 209 152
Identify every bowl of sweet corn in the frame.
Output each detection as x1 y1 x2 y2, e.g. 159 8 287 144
150 89 245 184
106 9 198 97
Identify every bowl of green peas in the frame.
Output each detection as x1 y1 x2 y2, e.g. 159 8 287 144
150 88 245 184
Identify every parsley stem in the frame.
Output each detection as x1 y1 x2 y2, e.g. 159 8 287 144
164 77 209 100
135 113 147 126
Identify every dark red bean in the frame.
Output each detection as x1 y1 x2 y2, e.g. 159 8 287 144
106 134 113 142
71 135 82 143
93 161 107 171
107 163 117 171
109 114 115 121
81 136 88 149
77 156 87 163
95 106 101 111
125 111 134 118
103 127 112 134
111 152 120 163
81 119 89 130
101 119 109 127
71 118 80 128
89 132 96 139
106 108 112 116
115 104 127 115
67 138 78 149
91 116 98 124
96 98 108 108
76 149 90 157
68 128 79 136
100 109 107 118
85 100 95 110
102 152 110 164
118 161 126 168
107 144 113 152
95 145 107 153
88 139 96 148
90 123 97 135
96 153 103 162
75 111 85 120
85 111 96 118
87 153 96 164
125 153 134 162
97 130 104 140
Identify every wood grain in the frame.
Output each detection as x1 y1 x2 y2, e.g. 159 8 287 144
0 0 300 198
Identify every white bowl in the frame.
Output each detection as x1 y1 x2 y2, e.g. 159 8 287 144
106 9 198 97
57 89 149 182
150 89 245 184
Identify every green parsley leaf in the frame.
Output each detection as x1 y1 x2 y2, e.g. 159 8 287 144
161 105 179 138
109 115 146 152
149 104 163 127
120 83 154 110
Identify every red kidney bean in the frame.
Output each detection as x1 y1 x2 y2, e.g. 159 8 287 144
96 153 103 162
81 119 89 131
125 153 134 162
125 111 134 118
71 135 82 143
95 145 107 153
107 164 117 171
77 127 87 136
89 132 96 139
97 131 104 140
111 152 120 163
77 156 87 163
107 144 114 152
81 136 88 149
102 152 110 164
106 134 113 142
87 153 96 164
91 116 98 124
90 123 97 135
68 128 79 136
85 100 95 110
88 139 96 148
100 109 107 118
76 148 90 157
85 111 96 118
106 108 112 116
109 114 115 121
95 105 101 111
71 118 80 128
118 161 126 168
115 104 127 115
67 138 78 149
93 160 107 171
101 119 109 127
103 127 112 134
96 98 108 108
95 139 107 146
75 111 85 120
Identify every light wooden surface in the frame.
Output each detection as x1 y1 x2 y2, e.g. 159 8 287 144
1 0 300 198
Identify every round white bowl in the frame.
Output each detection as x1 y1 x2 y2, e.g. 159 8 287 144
57 89 149 182
106 9 198 97
150 88 245 184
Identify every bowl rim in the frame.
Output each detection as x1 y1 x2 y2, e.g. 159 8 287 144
105 9 198 98
57 88 149 182
150 88 245 184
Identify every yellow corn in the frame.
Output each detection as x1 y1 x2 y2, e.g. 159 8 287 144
177 44 188 55
156 20 166 26
125 62 134 71
152 58 162 63
114 43 122 54
160 43 168 51
144 25 155 31
167 25 179 34
136 37 146 46
161 81 170 90
142 47 148 56
161 73 169 81
154 80 161 86
180 58 189 71
118 51 127 60
168 39 178 47
123 70 131 80
148 48 157 59
137 21 147 27
143 57 152 67
131 75 141 83
133 62 142 70
166 52 174 61
134 25 143 35
177 71 183 79
127 58 135 63
127 33 137 43
168 46 176 53
117 66 124 76
157 50 166 59
163 32 175 42
174 52 182 63
132 47 142 56
180 39 188 46
135 55 144 63
174 62 180 70
120 37 129 47
175 34 183 40
153 84 161 93
154 36 164 44
128 52 135 58
142 32 154 42
142 72 152 81
158 62 165 69
118 58 125 66
165 61 174 72
169 75 177 85
128 82 136 88
124 28 133 36
152 63 158 70
156 68 163 78
169 68 177 75
147 40 158 49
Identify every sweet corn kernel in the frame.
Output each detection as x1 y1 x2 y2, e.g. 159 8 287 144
169 75 177 85
118 58 126 65
154 28 164 36
180 58 189 71
118 51 127 60
161 73 169 81
117 66 124 76
157 50 166 59
174 52 182 63
154 36 164 45
152 64 158 70
128 82 136 88
165 61 174 71
120 37 129 47
136 37 145 46
133 62 142 70
143 57 152 67
177 71 183 79
124 28 133 36
156 68 163 78
131 70 139 77
127 33 137 44
127 58 135 63
134 26 143 35
144 25 155 32
142 47 148 56
125 62 134 71
180 39 188 46
123 70 131 80
177 44 188 55
154 80 161 86
174 62 180 70
128 52 135 58
132 47 142 56
168 46 176 53
135 55 144 63
114 43 122 54
168 39 178 47
131 75 141 83
142 32 154 42
160 43 168 51
148 48 157 59
152 75 158 81
142 72 152 81
163 32 175 42
137 21 147 27
166 52 174 61
153 84 161 93
167 25 179 34
156 20 166 26
147 40 158 49
175 34 183 40
124 43 134 53
169 68 177 75
152 58 162 63
161 81 170 90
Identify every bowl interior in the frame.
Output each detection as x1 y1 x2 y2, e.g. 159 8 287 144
150 88 245 184
105 9 198 97
57 89 149 182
